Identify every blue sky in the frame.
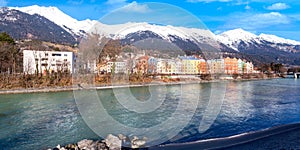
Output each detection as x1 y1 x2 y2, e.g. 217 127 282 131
2 0 300 41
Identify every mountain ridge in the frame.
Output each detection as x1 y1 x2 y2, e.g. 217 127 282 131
9 5 300 47
0 7 76 44
11 5 97 38
2 5 300 65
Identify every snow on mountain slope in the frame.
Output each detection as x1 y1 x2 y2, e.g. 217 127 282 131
89 21 216 45
216 28 300 51
9 5 216 43
218 28 258 42
90 22 188 40
7 5 300 53
5 5 220 46
216 28 260 51
259 33 300 45
10 5 97 37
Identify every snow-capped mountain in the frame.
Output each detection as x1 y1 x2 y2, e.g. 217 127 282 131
216 28 300 52
89 22 217 44
216 28 300 65
2 5 300 65
258 33 300 46
11 5 97 38
10 5 218 47
8 5 300 50
215 28 260 51
0 7 76 43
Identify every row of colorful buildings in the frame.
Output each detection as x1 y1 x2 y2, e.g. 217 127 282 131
23 49 257 75
100 55 256 75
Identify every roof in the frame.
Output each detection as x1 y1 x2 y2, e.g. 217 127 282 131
178 56 199 60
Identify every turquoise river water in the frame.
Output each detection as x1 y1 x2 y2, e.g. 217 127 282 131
0 78 300 149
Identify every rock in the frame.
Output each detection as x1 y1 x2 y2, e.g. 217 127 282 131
52 134 147 150
65 143 78 150
77 139 93 149
118 134 131 148
131 136 147 149
105 134 122 150
56 145 61 149
118 134 127 141
95 141 109 150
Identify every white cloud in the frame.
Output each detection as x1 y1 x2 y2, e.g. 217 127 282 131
106 0 127 5
120 1 150 13
0 0 7 7
266 3 290 10
245 5 251 10
223 12 290 30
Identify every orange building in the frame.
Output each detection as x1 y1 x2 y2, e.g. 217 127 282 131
224 57 238 74
197 59 208 74
136 55 149 74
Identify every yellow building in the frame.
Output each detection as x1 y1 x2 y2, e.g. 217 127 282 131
179 56 201 74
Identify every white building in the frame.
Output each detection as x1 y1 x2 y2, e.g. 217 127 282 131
244 62 254 74
238 59 245 74
82 60 97 74
107 61 127 74
157 59 181 75
23 50 75 74
207 59 225 74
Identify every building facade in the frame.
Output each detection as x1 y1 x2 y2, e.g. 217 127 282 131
244 62 254 74
148 57 157 74
179 56 201 74
23 50 75 74
207 59 224 74
224 57 238 74
238 59 245 74
107 61 127 74
136 55 149 74
198 59 208 74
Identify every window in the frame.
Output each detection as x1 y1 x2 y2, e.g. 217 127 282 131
64 54 68 57
52 53 62 57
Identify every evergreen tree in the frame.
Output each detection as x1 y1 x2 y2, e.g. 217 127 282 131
0 32 19 74
0 32 14 44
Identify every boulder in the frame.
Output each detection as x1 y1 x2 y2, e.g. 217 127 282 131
118 134 131 148
105 134 122 150
131 136 147 149
95 141 109 150
64 143 78 150
77 139 93 149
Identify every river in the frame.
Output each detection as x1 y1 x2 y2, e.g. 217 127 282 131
0 78 300 149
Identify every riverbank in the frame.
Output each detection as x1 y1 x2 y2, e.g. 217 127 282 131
152 123 300 150
50 123 300 150
0 75 282 95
